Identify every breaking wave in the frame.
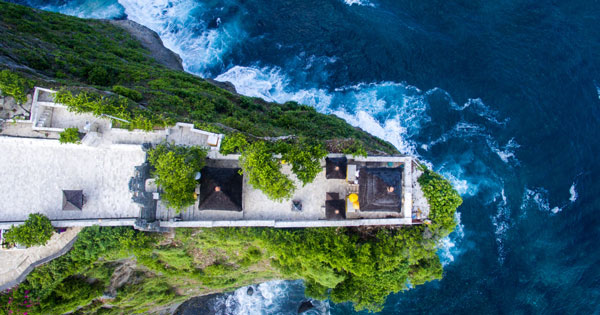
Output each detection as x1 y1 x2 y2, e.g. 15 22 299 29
117 0 246 75
216 281 329 314
569 182 578 202
341 0 376 7
491 189 511 263
438 212 465 266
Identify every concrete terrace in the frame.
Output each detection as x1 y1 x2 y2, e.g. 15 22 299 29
0 87 429 230
0 137 144 222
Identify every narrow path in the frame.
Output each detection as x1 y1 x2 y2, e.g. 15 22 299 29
0 227 82 290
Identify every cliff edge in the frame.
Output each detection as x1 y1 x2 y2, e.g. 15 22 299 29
108 20 184 72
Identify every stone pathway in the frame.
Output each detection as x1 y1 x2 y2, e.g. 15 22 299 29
0 227 82 290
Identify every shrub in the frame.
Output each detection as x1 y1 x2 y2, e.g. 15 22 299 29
219 132 249 155
112 85 143 101
148 143 207 211
0 69 32 104
239 141 294 201
58 127 81 144
341 140 368 157
3 213 54 247
279 139 327 186
417 167 463 237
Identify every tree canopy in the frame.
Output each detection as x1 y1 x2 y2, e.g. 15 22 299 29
148 143 207 211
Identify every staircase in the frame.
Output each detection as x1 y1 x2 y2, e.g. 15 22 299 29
35 107 52 128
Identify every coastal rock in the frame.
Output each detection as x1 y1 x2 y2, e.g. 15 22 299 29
297 300 314 314
205 78 238 94
107 20 184 71
247 286 254 296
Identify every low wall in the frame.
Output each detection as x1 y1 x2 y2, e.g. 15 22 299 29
159 218 413 228
0 218 138 230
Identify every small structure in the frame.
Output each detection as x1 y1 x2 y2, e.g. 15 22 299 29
358 167 403 212
326 157 347 179
198 167 243 211
62 190 84 211
325 199 346 220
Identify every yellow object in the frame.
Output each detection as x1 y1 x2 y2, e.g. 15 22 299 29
281 160 287 164
352 201 360 210
348 193 358 202
193 192 198 200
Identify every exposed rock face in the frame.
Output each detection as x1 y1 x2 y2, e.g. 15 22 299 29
107 20 239 95
205 78 238 94
297 300 314 314
108 20 184 71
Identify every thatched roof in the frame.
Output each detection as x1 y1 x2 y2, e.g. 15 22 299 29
326 199 346 220
62 190 84 211
358 167 402 212
325 157 347 179
198 167 243 211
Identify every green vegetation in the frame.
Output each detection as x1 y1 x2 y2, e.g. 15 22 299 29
341 140 368 157
112 84 142 101
58 127 81 144
54 89 169 131
240 140 295 201
147 143 207 211
3 213 54 248
0 226 152 314
0 69 32 104
0 0 395 154
221 133 327 201
418 167 463 238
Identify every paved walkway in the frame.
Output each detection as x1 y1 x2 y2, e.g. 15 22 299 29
0 227 81 290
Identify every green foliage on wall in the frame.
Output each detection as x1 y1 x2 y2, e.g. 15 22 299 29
3 213 54 248
0 69 32 104
147 143 207 211
58 127 81 144
54 89 169 131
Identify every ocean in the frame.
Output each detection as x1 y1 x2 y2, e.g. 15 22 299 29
11 0 600 313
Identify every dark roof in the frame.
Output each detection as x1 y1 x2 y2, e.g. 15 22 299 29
198 167 243 211
326 157 347 179
325 200 346 220
62 190 84 211
358 167 403 212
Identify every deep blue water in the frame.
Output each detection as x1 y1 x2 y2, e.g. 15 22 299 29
11 0 600 313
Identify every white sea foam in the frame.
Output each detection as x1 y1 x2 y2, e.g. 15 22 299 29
117 0 246 75
486 137 520 164
342 0 376 7
216 65 430 155
569 182 578 202
460 98 508 125
522 187 563 214
39 0 126 19
438 212 465 266
223 281 287 314
491 189 511 263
